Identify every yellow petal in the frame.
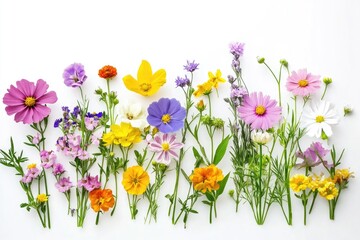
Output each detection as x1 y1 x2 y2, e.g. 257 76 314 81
123 75 142 94
137 60 152 83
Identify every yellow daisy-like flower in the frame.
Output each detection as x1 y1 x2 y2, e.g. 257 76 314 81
308 175 322 191
289 174 311 192
37 194 48 203
122 166 150 195
333 168 354 184
207 69 226 88
102 122 142 147
318 180 339 200
193 81 213 97
123 60 166 96
189 164 224 193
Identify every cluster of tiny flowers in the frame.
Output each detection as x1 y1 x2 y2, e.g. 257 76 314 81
21 164 40 183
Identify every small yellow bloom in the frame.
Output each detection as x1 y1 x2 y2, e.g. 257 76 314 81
207 69 226 89
290 174 310 192
308 175 321 191
318 180 339 200
122 166 150 195
102 122 142 147
189 164 224 193
123 60 166 96
27 163 37 169
37 194 48 203
333 168 354 184
193 81 213 97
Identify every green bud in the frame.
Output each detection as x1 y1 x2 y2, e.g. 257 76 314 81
280 59 288 68
321 130 328 140
257 57 265 64
228 189 235 197
343 105 353 116
213 117 225 129
95 88 103 95
201 115 212 125
113 99 119 105
323 77 332 85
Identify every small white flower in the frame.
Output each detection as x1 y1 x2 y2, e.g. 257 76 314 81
301 100 340 138
251 131 272 145
119 102 149 130
343 104 353 116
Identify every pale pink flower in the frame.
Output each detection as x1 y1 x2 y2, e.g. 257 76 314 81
148 133 184 165
286 69 321 96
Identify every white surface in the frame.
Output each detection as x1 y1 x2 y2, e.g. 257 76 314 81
0 0 359 239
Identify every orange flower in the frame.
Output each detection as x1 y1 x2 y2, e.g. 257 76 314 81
98 65 117 79
89 188 115 212
189 164 224 193
122 166 150 195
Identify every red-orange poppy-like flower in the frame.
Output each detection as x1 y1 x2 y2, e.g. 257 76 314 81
98 65 117 79
89 188 115 212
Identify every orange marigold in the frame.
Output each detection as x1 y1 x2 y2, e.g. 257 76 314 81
189 164 224 193
122 166 150 195
89 188 115 212
98 65 117 79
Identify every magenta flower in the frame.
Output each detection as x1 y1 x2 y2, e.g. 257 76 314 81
238 92 282 130
52 163 65 176
55 177 74 193
63 63 87 87
3 79 58 124
40 150 57 169
148 133 184 165
286 69 321 96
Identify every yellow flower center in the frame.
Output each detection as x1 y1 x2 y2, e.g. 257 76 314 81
161 114 171 124
140 83 152 92
298 79 308 87
24 96 36 107
255 105 266 115
126 113 134 120
27 163 37 169
316 115 325 123
161 142 170 151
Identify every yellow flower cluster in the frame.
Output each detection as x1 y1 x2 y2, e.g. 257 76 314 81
193 70 226 97
102 122 142 147
333 168 353 184
190 164 224 193
37 194 48 203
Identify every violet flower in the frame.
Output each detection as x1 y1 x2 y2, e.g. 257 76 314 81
63 63 87 88
184 60 199 72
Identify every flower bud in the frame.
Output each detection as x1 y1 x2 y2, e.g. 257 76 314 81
280 59 288 68
343 104 353 116
227 75 235 83
196 100 206 112
323 77 332 85
251 131 272 145
257 57 265 64
95 88 103 95
228 189 235 197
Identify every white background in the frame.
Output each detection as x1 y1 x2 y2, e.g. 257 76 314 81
1 0 360 239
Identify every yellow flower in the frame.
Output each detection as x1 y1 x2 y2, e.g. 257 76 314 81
193 81 213 97
102 122 142 147
289 174 310 192
122 166 150 195
207 69 226 88
334 168 354 184
308 175 322 191
318 180 339 200
27 163 37 169
189 164 224 193
37 194 48 203
123 60 166 96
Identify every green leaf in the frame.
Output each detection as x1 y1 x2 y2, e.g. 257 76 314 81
181 169 191 183
202 200 212 206
213 135 231 165
205 192 215 201
20 203 28 208
192 147 203 168
216 173 230 198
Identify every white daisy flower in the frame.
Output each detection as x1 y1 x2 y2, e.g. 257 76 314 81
119 102 149 130
301 100 340 138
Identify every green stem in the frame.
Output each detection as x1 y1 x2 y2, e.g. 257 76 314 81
110 173 118 216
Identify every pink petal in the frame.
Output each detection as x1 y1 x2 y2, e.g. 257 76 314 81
32 105 51 122
5 105 26 115
3 92 24 106
17 79 35 97
34 79 49 98
37 91 57 104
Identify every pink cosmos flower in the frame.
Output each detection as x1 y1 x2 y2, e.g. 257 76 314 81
238 92 282 130
148 133 184 165
3 79 57 124
286 69 321 96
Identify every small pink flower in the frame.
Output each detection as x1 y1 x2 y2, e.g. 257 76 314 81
3 79 57 124
40 150 57 169
238 92 282 130
286 69 321 96
78 175 101 191
77 149 90 160
55 177 73 193
32 133 41 144
67 134 81 147
90 132 101 146
52 163 65 175
85 117 99 130
148 133 184 165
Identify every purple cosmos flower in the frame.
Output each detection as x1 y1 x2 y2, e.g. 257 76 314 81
147 98 186 133
175 75 190 88
3 79 58 124
238 92 282 130
63 63 87 88
296 142 331 168
52 163 65 175
55 177 74 193
286 69 321 96
184 60 199 72
148 133 184 165
229 42 245 59
78 175 101 192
